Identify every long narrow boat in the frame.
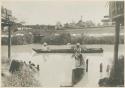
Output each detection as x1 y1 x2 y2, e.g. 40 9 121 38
32 48 103 53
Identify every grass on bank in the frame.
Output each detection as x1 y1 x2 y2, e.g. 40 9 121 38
1 57 40 87
2 31 124 45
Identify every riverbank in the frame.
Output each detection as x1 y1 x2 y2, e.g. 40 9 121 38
1 26 124 45
1 57 40 87
2 31 33 45
1 34 124 45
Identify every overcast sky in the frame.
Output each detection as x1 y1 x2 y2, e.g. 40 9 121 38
2 0 109 25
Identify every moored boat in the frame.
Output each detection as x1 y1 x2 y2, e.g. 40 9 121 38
32 48 103 53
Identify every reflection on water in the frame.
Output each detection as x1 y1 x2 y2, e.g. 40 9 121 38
1 44 124 87
32 53 74 87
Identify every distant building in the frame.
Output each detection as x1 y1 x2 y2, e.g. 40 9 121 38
64 22 69 28
63 16 86 29
109 1 124 25
85 20 95 28
101 15 114 27
63 16 97 29
76 16 86 28
97 23 102 27
64 21 77 28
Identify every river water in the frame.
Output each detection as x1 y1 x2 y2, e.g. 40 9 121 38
1 44 124 87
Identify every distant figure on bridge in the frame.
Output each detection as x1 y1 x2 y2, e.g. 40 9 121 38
42 42 50 51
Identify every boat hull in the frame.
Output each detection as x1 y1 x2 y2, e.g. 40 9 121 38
72 68 85 85
32 48 103 53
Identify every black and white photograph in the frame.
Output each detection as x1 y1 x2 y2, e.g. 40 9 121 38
1 0 124 87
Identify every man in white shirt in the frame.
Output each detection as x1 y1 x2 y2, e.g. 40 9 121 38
42 42 50 51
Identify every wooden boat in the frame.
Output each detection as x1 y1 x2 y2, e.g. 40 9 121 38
72 54 85 86
72 68 84 85
32 48 103 53
60 54 85 87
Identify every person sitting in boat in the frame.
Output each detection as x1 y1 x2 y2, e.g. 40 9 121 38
66 43 71 49
42 42 50 51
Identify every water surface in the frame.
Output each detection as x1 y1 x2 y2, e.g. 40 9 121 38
1 44 124 87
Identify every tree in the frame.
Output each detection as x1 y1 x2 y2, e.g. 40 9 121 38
20 21 26 30
85 20 95 27
55 21 63 30
97 23 102 27
64 22 69 28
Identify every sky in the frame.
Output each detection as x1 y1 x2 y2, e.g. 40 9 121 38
2 0 109 25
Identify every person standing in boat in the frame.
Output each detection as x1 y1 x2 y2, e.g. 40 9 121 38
42 42 50 51
74 43 82 54
73 43 83 67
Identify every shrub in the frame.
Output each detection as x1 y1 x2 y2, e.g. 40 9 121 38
2 34 34 45
1 56 10 64
41 33 71 45
1 33 124 45
1 37 8 45
2 62 40 87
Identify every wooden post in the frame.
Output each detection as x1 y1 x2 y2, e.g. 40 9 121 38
100 63 103 72
8 24 11 59
106 64 110 72
114 20 120 66
113 20 120 79
7 14 12 60
86 59 88 72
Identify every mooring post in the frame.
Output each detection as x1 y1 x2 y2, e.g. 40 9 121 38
86 59 88 72
106 64 110 72
8 24 11 59
7 14 12 60
100 63 103 72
